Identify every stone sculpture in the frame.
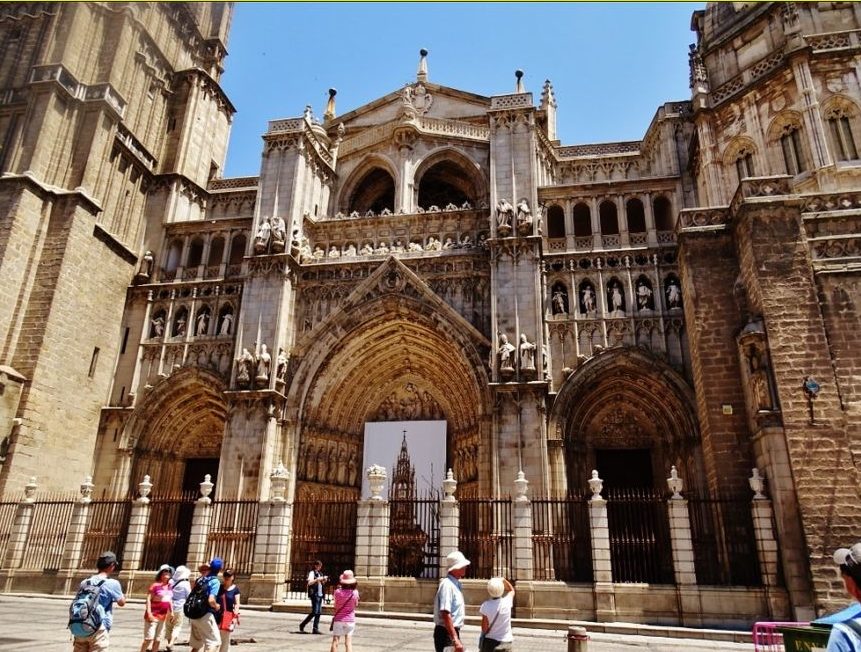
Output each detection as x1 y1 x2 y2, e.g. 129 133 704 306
496 198 514 235
581 285 596 314
498 333 516 372
276 347 288 385
516 198 533 234
519 333 537 371
270 215 287 252
219 311 234 336
255 344 271 387
236 348 254 387
552 289 568 315
140 250 154 278
254 216 271 254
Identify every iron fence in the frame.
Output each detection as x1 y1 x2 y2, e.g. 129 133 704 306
458 498 514 580
0 501 19 564
288 500 357 600
141 494 196 570
688 491 762 586
81 500 132 569
204 500 259 575
531 494 593 582
20 499 76 570
388 496 441 579
606 488 673 584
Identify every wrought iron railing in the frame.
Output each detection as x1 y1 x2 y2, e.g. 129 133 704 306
0 502 18 565
458 498 514 580
20 498 76 570
141 494 197 570
81 499 132 569
531 494 593 582
606 488 673 584
204 500 258 575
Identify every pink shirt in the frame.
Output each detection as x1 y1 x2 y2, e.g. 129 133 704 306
332 588 358 623
148 582 173 620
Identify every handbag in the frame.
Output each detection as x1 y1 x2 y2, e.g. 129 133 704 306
219 592 238 632
328 590 357 631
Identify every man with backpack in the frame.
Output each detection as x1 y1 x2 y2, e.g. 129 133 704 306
68 551 126 652
184 557 223 652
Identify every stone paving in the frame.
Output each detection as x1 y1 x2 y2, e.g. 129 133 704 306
6 595 757 651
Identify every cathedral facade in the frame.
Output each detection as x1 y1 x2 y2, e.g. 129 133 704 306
0 1 860 621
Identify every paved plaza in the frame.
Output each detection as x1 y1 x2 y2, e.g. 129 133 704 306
4 595 757 652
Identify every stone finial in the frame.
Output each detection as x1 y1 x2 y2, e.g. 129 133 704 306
324 88 337 122
540 79 557 109
366 464 387 501
667 466 684 499
514 470 529 503
417 48 428 82
79 475 95 503
23 476 37 503
270 462 290 502
442 468 457 503
138 474 153 503
515 69 525 94
588 470 603 500
750 468 767 500
198 474 214 504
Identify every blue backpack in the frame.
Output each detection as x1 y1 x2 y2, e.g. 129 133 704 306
68 579 106 637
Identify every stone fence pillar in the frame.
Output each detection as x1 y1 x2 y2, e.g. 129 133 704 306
186 474 214 569
60 476 95 571
3 477 38 569
750 468 782 618
587 471 616 622
439 469 460 577
121 475 153 572
512 471 533 581
355 465 390 578
666 466 702 626
248 463 292 605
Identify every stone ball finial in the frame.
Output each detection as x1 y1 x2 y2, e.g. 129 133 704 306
420 48 428 57
515 69 524 80
328 88 337 98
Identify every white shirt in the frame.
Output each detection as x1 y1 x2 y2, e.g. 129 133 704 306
170 578 191 612
479 594 514 643
307 570 323 597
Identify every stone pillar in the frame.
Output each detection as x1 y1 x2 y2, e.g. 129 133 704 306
587 471 615 622
666 467 702 626
3 477 38 569
247 463 292 605
121 475 153 572
56 477 96 594
439 469 460 577
512 471 533 581
750 468 783 617
355 465 390 578
186 474 214 569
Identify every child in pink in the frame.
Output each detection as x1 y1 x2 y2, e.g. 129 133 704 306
329 570 359 652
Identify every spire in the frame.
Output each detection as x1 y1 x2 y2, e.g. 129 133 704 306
515 69 525 93
541 79 558 141
417 48 428 83
324 88 337 123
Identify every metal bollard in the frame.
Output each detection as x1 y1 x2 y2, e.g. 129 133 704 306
567 625 589 652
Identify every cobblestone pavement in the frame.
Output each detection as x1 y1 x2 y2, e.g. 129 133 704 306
7 596 755 651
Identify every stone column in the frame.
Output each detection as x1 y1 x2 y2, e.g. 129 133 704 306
666 467 702 626
56 477 96 594
121 475 153 572
3 477 38 569
512 471 534 581
587 471 615 622
750 468 783 616
644 193 658 246
248 463 292 605
355 465 390 578
186 474 214 570
439 469 460 577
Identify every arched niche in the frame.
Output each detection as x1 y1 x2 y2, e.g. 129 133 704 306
414 149 486 210
339 156 398 215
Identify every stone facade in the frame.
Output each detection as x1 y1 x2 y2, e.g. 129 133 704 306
1 1 860 621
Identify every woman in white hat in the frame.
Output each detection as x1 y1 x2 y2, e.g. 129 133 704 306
479 577 514 651
329 570 359 652
164 565 191 652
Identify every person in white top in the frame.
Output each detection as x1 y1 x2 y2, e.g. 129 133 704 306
164 565 191 652
479 577 514 652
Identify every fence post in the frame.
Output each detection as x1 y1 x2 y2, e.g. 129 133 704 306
356 465 390 579
666 466 701 626
248 463 291 604
186 474 214 569
3 477 38 570
439 469 460 578
750 468 782 616
121 475 153 573
512 471 533 581
587 471 616 622
55 476 95 593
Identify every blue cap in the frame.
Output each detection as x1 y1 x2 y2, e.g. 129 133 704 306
209 557 223 573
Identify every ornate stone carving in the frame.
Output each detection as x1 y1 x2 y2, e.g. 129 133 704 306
496 199 514 236
497 333 516 377
516 198 533 235
255 344 271 387
372 383 443 421
254 216 271 254
519 333 536 373
236 348 254 388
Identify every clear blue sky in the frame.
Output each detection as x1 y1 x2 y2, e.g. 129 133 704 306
220 2 702 178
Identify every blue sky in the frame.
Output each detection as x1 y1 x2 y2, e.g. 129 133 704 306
220 2 702 178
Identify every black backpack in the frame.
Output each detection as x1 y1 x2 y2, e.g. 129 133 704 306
183 577 210 619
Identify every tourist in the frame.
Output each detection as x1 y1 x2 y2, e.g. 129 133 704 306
433 550 470 652
217 569 241 651
329 570 359 652
479 577 515 651
141 564 173 652
827 542 861 651
188 557 223 652
69 551 126 652
300 560 328 634
164 565 191 652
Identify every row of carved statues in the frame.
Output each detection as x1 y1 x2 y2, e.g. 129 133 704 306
235 343 289 389
550 275 683 317
294 232 488 264
253 215 288 255
150 304 235 340
297 441 360 487
334 200 481 219
497 332 547 379
496 198 538 236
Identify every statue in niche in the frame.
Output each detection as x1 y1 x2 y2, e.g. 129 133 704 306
139 250 154 278
519 333 537 371
345 243 357 257
460 235 474 249
747 344 773 412
608 282 624 313
255 344 271 386
218 310 234 336
195 309 210 336
270 215 287 252
337 449 347 485
312 245 325 260
426 236 441 251
498 333 516 371
275 348 288 385
375 242 390 255
516 198 533 234
360 242 374 255
347 452 358 487
636 280 654 311
408 241 423 252
442 237 456 250
328 246 340 259
236 348 254 388
666 278 682 309
254 216 271 254
299 239 314 263
174 312 187 337
317 446 328 484
552 288 568 315
581 284 596 314
391 240 405 253
496 198 514 235
150 314 165 338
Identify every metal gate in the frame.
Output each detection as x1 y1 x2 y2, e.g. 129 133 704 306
606 488 673 584
458 498 514 580
141 495 196 570
81 499 132 569
532 494 593 582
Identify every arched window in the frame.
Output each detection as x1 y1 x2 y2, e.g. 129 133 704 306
599 200 618 235
208 237 225 267
779 125 806 175
164 239 183 273
653 196 673 232
825 104 859 162
187 237 204 268
228 234 246 265
573 203 592 236
349 167 395 214
547 205 565 238
416 159 477 209
626 198 646 233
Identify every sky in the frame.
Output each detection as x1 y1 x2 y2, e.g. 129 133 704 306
219 2 702 178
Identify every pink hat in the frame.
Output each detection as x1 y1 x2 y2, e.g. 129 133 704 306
339 569 357 585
